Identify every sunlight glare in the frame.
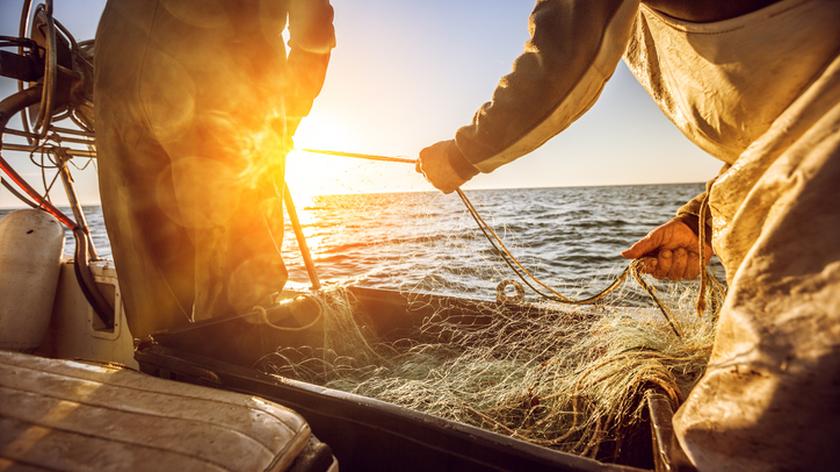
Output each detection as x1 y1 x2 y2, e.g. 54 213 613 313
286 113 365 202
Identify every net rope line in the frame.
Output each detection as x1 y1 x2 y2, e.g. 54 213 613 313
298 148 728 337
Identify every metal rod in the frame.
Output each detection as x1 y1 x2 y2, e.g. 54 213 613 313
50 134 96 145
3 128 40 139
2 141 96 157
50 125 95 137
4 127 96 145
300 148 416 165
283 183 321 291
18 0 36 146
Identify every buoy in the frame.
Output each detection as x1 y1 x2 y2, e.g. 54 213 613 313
0 209 65 351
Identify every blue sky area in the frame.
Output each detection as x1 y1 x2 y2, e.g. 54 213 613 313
0 0 720 206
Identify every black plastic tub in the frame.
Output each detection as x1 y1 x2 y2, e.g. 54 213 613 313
135 287 653 472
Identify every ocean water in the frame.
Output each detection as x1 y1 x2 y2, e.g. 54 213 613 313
1 183 716 302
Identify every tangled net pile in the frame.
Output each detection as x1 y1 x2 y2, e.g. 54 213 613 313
257 284 721 457
272 184 726 456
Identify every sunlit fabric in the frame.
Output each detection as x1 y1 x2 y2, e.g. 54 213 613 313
94 0 335 337
439 0 839 469
626 2 840 469
449 0 641 174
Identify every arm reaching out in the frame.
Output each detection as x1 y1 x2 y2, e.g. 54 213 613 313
285 0 336 137
418 0 640 192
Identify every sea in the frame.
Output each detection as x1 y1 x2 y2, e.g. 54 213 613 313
1 183 719 302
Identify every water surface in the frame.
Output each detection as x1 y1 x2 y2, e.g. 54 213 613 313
1 183 717 301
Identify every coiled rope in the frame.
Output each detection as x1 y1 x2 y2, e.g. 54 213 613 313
298 148 727 338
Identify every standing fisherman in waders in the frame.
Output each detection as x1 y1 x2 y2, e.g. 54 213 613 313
417 1 840 470
94 0 335 338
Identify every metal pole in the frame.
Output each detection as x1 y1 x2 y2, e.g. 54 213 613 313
1 142 96 158
283 183 321 291
57 150 98 259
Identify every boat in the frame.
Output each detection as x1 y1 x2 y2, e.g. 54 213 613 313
0 2 694 470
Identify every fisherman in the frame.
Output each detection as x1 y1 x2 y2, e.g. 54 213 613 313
417 1 839 470
94 1 335 338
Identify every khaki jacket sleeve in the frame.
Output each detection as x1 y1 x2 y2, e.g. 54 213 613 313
676 191 710 222
675 165 729 240
452 0 639 173
285 0 336 132
675 190 713 241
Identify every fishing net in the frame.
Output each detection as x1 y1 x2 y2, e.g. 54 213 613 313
265 187 726 457
257 283 720 457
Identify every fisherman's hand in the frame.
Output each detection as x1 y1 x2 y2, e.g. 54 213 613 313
621 218 712 281
417 140 479 194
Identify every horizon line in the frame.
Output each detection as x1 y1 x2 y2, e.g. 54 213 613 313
0 180 705 210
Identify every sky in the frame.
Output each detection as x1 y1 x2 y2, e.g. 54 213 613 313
0 0 720 207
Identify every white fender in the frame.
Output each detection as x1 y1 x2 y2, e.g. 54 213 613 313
0 209 65 351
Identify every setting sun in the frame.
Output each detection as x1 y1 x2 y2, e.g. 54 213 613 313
285 113 369 202
286 111 426 203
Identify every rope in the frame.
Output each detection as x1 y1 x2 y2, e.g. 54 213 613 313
695 177 721 317
696 197 710 317
456 187 682 338
301 148 416 164
252 301 324 332
291 148 732 338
